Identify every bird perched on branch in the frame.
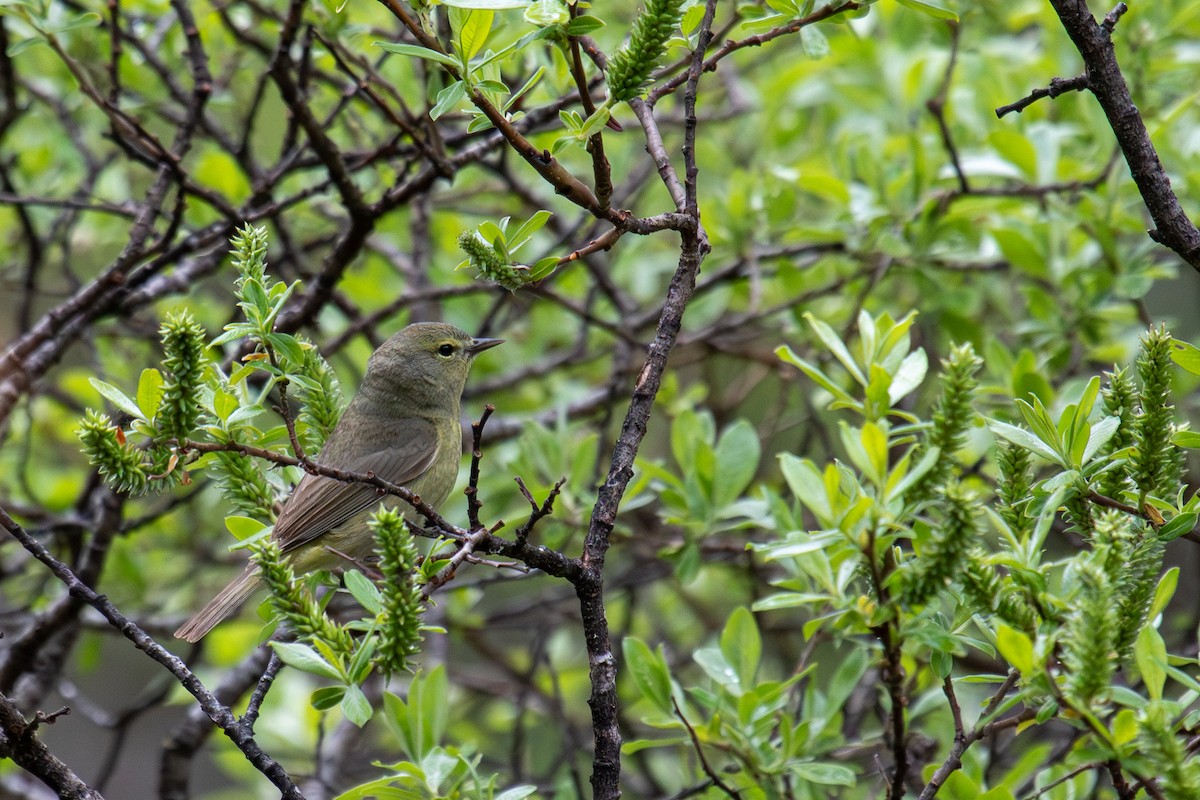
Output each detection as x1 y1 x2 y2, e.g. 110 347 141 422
175 322 503 642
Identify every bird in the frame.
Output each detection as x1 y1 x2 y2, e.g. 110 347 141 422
174 322 503 642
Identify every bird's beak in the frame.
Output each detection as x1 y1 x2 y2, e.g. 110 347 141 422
468 337 504 355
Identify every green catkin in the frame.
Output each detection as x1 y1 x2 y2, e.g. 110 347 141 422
900 484 981 606
960 550 1038 632
605 0 686 103
157 310 208 443
251 540 354 654
1132 326 1183 502
1093 511 1164 663
1061 562 1116 707
1137 701 1200 800
372 508 424 674
297 343 344 453
78 410 150 494
210 447 276 519
457 230 530 291
995 442 1033 537
1097 365 1137 499
909 343 982 504
231 224 269 286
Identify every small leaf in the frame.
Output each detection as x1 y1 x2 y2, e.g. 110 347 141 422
89 378 145 420
311 685 345 710
719 607 761 688
894 0 959 21
340 684 374 727
344 569 383 614
430 80 467 120
776 345 857 407
1148 568 1179 619
791 761 856 786
888 348 928 404
986 419 1063 465
623 637 674 714
453 8 494 61
713 420 761 506
995 623 1035 675
1081 416 1120 464
565 15 604 35
374 41 461 69
1170 339 1200 376
272 641 344 681
225 516 267 540
1157 512 1197 542
136 369 165 420
803 312 866 386
1135 626 1167 701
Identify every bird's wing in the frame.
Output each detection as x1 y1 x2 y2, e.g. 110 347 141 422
272 415 440 554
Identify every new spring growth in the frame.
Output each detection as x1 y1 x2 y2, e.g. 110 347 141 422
157 310 207 443
251 539 355 654
371 507 424 675
458 230 532 292
1132 325 1183 502
605 0 686 104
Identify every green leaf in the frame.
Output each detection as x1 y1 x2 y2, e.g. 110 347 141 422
225 516 267 540
1081 415 1119 464
995 623 1035 675
986 418 1063 465
1170 339 1200 376
1134 626 1167 701
1157 511 1197 543
565 15 604 35
136 369 165 420
340 684 374 727
893 0 959 21
344 569 383 614
859 421 888 485
888 348 928 404
311 685 345 710
713 420 760 506
504 65 546 112
89 378 145 420
507 210 552 251
622 637 674 714
374 41 461 69
791 761 856 786
694 647 741 691
452 8 494 61
779 454 832 524
579 105 611 138
1148 567 1179 619
776 345 857 407
719 607 761 688
430 80 467 120
804 312 866 386
1171 430 1200 448
382 666 448 760
272 641 344 681
441 0 530 7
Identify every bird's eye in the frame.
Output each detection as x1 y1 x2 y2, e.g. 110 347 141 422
437 343 456 357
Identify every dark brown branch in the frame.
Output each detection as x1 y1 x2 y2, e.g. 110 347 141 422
1004 1 1200 268
0 690 102 800
0 506 305 800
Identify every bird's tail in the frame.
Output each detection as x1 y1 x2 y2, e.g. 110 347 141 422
174 568 261 643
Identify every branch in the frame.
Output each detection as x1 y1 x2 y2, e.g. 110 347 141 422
0 506 305 799
1000 1 1200 268
0 691 101 800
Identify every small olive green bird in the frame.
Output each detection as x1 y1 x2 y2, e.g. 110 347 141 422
174 322 502 642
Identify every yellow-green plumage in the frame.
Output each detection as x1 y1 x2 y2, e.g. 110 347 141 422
174 322 502 642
